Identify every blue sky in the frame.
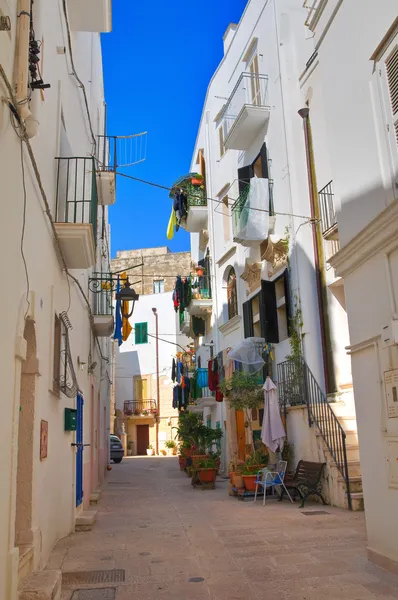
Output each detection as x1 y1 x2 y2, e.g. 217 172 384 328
102 0 247 257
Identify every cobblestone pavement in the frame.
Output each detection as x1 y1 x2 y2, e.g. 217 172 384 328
51 457 398 600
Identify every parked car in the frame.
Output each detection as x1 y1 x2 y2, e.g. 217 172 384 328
110 435 124 464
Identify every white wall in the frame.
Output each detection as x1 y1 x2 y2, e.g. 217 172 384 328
0 1 111 595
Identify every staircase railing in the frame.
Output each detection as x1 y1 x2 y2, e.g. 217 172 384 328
277 357 352 510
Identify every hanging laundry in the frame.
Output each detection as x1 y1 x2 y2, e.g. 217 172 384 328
197 367 208 389
166 206 176 240
192 316 205 337
171 358 176 383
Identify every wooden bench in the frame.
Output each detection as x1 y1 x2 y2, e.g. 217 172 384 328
279 460 327 508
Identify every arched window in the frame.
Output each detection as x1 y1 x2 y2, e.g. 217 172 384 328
227 267 238 320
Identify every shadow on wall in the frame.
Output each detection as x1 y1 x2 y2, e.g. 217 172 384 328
115 349 141 410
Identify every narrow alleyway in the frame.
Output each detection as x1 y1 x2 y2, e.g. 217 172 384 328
52 458 398 600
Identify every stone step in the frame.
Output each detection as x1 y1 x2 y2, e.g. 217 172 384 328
346 444 360 461
338 475 363 494
328 459 361 477
75 510 97 532
315 429 358 445
90 489 101 505
18 569 61 600
346 491 364 512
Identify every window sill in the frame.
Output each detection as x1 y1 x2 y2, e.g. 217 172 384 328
218 315 242 336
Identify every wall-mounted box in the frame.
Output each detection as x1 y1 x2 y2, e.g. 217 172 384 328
65 408 77 431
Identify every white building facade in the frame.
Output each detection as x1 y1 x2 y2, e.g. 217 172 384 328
0 1 116 597
177 0 359 511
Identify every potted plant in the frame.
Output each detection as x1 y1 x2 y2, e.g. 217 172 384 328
142 409 149 416
146 444 154 456
195 265 205 277
241 451 269 492
191 174 204 186
125 408 133 416
134 408 141 416
127 440 133 456
165 440 176 456
241 466 258 492
195 457 217 485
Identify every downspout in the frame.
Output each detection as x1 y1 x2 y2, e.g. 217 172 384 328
298 107 336 394
15 0 38 138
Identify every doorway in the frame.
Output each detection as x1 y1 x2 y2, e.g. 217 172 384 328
15 319 37 553
235 410 246 461
76 393 84 507
136 425 149 455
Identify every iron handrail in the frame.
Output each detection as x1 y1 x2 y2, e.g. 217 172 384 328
277 356 352 510
124 400 157 415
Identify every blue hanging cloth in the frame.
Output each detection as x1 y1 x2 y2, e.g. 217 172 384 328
113 276 123 347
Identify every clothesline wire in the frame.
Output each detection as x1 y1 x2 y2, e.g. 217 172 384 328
115 171 314 221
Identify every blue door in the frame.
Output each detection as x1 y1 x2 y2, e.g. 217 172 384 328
76 393 84 507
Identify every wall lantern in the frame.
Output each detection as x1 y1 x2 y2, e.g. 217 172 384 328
116 279 139 319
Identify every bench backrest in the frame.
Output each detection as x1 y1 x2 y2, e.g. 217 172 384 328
294 460 326 485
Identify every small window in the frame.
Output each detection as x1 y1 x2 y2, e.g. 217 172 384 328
219 125 225 158
135 322 148 344
227 267 238 320
53 314 61 392
153 280 164 294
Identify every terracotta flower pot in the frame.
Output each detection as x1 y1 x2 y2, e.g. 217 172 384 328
191 177 203 186
191 454 208 467
197 468 217 484
233 474 245 489
242 474 257 492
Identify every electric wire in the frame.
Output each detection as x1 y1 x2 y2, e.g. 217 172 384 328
61 0 97 155
115 170 315 221
0 65 108 365
19 139 30 319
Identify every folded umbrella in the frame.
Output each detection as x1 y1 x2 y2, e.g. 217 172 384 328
261 377 285 452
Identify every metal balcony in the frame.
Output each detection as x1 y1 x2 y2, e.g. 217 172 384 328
54 157 97 269
124 400 157 417
67 0 112 33
188 275 212 317
89 273 114 337
319 181 338 240
222 72 270 151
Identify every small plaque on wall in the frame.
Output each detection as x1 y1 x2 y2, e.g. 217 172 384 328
40 420 48 460
384 369 398 418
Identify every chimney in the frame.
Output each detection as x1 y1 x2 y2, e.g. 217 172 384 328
223 23 238 54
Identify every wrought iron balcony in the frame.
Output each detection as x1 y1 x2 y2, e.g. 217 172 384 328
124 400 157 417
222 72 270 151
54 157 98 269
89 272 114 337
318 181 338 240
188 275 212 316
231 179 274 246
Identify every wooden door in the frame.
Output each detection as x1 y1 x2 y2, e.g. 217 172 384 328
136 425 150 455
235 410 246 461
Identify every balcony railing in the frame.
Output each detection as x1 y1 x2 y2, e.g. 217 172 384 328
222 72 270 150
318 181 337 238
96 132 148 172
90 272 113 316
55 157 98 242
191 275 212 300
232 179 274 241
124 400 157 416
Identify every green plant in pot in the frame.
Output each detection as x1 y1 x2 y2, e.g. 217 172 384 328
196 457 217 485
219 371 264 453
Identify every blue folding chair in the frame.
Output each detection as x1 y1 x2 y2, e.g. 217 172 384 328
254 460 294 506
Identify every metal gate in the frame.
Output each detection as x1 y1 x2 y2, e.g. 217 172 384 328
76 392 84 507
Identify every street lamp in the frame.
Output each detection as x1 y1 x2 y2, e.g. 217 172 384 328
116 279 139 318
152 308 160 456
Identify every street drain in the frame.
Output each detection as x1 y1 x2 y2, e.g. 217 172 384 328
189 577 205 583
63 570 125 586
71 590 116 600
301 510 330 516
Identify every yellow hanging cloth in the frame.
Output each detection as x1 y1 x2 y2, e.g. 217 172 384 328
166 207 176 240
119 272 133 342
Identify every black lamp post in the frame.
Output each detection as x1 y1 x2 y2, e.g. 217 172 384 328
116 279 139 318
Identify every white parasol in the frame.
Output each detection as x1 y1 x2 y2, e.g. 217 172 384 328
261 377 285 452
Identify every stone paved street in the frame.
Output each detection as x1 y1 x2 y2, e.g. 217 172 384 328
52 458 398 599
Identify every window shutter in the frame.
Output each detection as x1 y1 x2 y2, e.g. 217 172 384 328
242 300 254 338
135 324 141 344
237 164 254 195
283 268 293 337
260 280 279 343
141 322 148 343
259 143 269 179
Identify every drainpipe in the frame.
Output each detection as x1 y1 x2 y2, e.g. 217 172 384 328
15 0 38 138
298 107 336 394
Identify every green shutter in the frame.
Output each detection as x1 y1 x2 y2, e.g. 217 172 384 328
135 322 148 344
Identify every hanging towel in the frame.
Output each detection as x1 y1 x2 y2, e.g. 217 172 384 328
167 207 176 240
197 367 208 389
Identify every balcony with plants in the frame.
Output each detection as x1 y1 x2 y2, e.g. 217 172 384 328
222 72 270 151
54 156 98 269
173 266 212 320
123 400 158 420
169 173 208 233
231 178 274 246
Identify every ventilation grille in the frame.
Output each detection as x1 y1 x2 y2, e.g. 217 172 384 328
63 570 125 586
